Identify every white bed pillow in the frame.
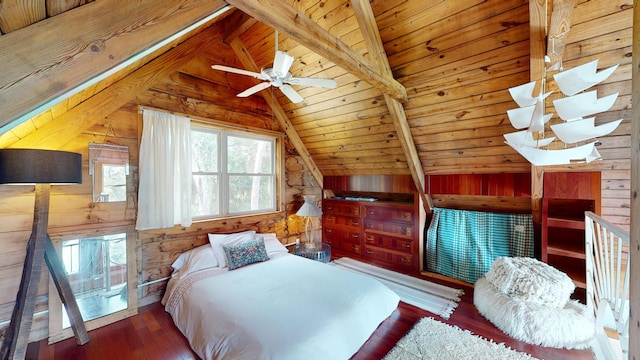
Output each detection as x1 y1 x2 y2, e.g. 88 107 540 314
208 230 256 268
171 244 218 279
258 233 288 256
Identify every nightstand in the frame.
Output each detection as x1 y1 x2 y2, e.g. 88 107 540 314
294 243 331 263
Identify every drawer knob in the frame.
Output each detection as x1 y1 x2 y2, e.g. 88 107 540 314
402 243 410 248
352 234 359 238
366 236 374 241
366 249 374 254
401 258 410 263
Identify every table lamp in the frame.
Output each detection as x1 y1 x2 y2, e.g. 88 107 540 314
0 149 89 360
296 195 322 249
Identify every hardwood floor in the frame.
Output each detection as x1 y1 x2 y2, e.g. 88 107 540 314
26 277 594 360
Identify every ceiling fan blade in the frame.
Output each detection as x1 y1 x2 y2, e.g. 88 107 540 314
286 77 337 89
237 82 272 97
279 84 304 103
273 51 294 77
211 65 269 80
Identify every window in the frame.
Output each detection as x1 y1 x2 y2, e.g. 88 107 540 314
191 125 277 219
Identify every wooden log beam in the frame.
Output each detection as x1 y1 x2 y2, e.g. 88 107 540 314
9 17 230 150
223 10 258 44
529 0 547 259
350 0 427 213
546 0 577 70
229 38 324 189
0 0 229 134
225 0 408 104
629 2 640 358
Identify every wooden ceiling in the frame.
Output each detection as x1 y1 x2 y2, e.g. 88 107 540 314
0 0 632 185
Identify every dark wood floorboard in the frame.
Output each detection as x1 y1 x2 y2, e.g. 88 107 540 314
26 277 595 360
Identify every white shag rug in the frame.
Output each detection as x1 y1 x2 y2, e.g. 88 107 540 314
383 317 538 360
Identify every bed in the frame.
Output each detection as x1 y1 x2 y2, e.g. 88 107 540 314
161 231 399 360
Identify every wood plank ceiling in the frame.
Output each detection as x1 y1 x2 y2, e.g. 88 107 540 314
0 0 631 185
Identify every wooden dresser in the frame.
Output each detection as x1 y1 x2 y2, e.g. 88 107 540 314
323 197 419 273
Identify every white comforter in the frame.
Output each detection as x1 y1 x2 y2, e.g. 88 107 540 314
163 253 399 360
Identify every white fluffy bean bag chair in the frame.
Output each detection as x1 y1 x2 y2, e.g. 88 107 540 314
484 256 575 308
474 257 594 349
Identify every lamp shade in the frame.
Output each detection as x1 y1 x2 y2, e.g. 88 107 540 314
296 195 322 217
0 149 82 184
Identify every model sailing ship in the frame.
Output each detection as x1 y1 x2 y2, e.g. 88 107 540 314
504 59 622 166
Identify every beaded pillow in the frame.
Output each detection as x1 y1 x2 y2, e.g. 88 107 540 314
222 238 270 270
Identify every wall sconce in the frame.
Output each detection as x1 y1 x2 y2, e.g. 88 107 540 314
295 195 322 248
0 149 89 359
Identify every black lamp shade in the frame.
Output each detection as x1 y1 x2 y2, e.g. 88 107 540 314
0 149 82 184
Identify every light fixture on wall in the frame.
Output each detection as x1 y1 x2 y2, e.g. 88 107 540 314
296 195 322 249
0 149 89 359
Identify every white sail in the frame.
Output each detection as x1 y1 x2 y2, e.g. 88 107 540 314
553 91 618 121
553 59 619 96
504 130 555 148
508 81 552 107
529 98 552 132
505 141 597 166
507 100 552 130
551 117 623 144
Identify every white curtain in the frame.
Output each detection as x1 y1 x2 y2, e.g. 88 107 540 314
136 109 192 230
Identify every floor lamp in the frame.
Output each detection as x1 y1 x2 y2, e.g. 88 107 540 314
296 195 323 248
0 149 89 360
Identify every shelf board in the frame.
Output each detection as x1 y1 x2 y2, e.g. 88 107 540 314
546 218 585 229
547 246 586 260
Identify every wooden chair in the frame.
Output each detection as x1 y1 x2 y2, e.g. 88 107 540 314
585 211 630 359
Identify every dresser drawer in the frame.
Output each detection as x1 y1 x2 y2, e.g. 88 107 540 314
323 200 360 216
363 246 413 268
363 206 413 223
363 233 413 253
363 219 413 237
324 214 360 228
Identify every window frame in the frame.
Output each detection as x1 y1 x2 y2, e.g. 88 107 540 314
191 122 282 220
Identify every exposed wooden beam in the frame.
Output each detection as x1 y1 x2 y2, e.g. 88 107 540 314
0 0 229 134
529 0 547 253
225 0 408 104
229 38 324 189
9 22 229 150
546 0 577 70
629 2 640 358
223 9 258 44
350 0 428 212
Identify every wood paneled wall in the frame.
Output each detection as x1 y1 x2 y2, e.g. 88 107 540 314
0 22 320 341
427 174 531 197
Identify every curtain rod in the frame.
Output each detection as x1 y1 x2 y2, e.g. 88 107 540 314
139 105 284 137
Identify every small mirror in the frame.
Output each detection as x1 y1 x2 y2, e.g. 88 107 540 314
89 143 129 202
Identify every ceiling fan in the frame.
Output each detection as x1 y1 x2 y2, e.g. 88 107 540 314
211 32 336 103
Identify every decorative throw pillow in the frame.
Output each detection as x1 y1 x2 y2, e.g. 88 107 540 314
208 230 256 267
170 244 218 279
222 238 270 270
